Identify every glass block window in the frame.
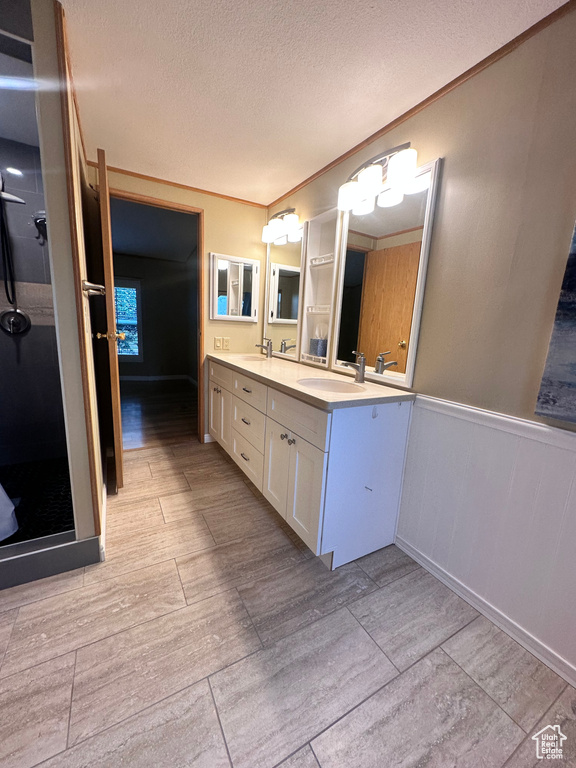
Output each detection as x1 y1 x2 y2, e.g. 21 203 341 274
114 278 142 361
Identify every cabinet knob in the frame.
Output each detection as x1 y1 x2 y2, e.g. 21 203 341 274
280 433 289 440
288 438 296 446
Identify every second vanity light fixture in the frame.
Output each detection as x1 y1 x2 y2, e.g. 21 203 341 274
337 142 429 215
262 208 302 245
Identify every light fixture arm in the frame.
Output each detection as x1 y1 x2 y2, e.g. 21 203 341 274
268 207 296 222
345 142 411 183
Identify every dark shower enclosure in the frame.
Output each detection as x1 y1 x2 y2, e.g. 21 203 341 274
0 34 75 553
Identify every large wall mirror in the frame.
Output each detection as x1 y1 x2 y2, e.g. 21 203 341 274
209 252 260 321
331 158 441 387
264 240 303 356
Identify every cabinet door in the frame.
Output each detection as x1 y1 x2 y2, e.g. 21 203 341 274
263 419 291 516
286 435 327 554
208 381 221 442
219 386 233 453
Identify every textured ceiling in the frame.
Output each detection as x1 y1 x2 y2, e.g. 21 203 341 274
61 0 566 205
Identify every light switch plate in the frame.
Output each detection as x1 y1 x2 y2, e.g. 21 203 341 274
223 337 230 350
214 336 222 350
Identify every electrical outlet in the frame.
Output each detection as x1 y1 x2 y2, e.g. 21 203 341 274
222 337 230 350
214 336 222 350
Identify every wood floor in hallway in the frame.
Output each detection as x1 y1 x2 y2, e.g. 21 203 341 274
0 435 574 767
120 379 198 450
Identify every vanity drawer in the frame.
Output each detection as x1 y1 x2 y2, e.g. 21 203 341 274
208 360 233 390
231 429 264 491
267 389 331 451
233 396 265 453
233 372 267 413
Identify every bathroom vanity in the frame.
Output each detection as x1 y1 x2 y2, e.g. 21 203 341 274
207 353 414 567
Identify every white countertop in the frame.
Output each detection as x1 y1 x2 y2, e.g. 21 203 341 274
207 352 416 410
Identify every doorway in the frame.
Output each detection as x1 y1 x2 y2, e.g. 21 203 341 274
107 192 204 452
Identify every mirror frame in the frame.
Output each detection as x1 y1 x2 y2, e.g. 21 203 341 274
209 252 260 322
330 157 442 387
264 239 305 359
268 263 301 325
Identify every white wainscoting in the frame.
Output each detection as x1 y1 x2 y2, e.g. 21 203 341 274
396 395 576 687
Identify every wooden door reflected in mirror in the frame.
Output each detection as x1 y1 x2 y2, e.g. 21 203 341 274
333 158 441 387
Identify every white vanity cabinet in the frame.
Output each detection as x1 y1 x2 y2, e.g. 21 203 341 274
207 357 413 568
263 417 328 552
208 364 233 452
208 360 266 490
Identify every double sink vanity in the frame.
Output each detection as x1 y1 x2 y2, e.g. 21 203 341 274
207 147 442 568
208 352 414 568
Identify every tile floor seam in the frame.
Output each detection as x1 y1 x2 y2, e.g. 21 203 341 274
230 564 383 649
270 743 318 768
309 741 321 767
0 599 191 682
354 608 482 675
326 563 425 616
233 587 265 649
65 650 78 749
54 673 222 755
500 683 570 767
0 606 19 672
65 655 264 753
86 535 220 586
344 605 401 675
439 645 531 736
208 676 234 768
0 578 91 617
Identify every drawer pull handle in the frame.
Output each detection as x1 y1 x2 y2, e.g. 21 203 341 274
242 387 252 394
213 386 221 393
280 433 289 440
288 438 296 446
241 418 251 425
240 452 250 462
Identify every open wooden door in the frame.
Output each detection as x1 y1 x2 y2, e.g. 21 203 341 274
357 241 421 373
96 148 124 489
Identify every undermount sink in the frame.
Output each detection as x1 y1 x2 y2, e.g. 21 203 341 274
231 355 268 362
297 377 364 393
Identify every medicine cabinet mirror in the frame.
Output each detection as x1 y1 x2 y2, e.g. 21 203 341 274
263 239 303 357
331 158 441 387
209 252 260 322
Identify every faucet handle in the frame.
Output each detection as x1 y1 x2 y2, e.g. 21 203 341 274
352 350 365 359
376 351 391 359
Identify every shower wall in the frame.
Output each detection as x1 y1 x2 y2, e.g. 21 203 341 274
0 136 68 465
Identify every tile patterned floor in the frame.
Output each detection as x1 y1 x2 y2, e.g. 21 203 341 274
0 438 574 768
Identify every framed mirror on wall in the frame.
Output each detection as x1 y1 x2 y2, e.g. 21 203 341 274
209 252 260 322
263 239 303 357
332 158 441 387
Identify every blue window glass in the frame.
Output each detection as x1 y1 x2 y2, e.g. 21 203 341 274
114 285 139 356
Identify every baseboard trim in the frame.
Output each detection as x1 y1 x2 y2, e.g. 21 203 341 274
0 535 101 590
395 536 576 688
203 434 216 444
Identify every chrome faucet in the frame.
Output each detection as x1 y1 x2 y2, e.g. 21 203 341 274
255 337 273 358
280 338 296 354
344 350 366 383
374 351 398 374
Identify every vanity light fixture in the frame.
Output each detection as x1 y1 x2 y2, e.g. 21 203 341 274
262 208 303 245
337 142 419 214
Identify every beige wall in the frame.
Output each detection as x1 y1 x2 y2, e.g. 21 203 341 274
270 9 576 426
96 170 268 358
